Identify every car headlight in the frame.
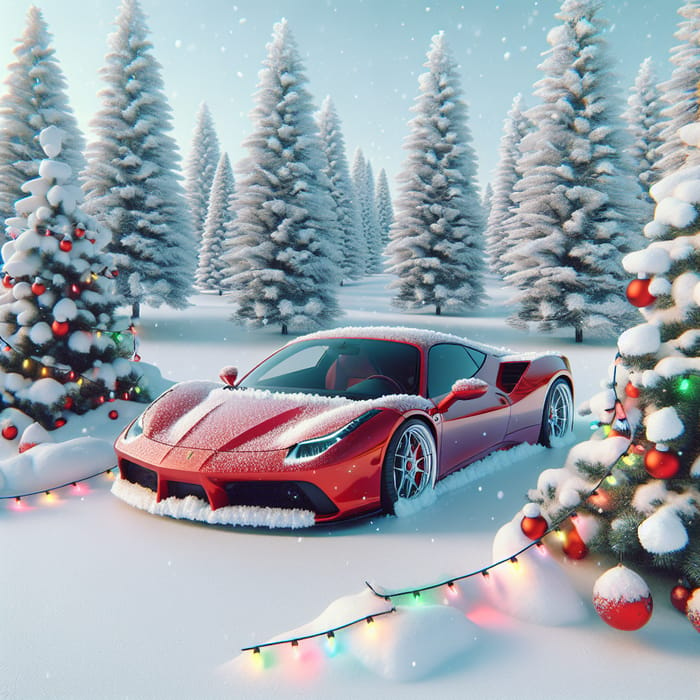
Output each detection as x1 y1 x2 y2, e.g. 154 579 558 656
285 410 380 464
123 412 145 441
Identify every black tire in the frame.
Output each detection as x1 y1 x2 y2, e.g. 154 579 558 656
538 378 573 447
381 419 437 513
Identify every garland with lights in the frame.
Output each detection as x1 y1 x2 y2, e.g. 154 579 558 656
241 607 397 655
0 467 117 504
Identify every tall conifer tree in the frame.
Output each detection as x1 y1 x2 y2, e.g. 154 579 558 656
83 0 195 317
386 32 485 316
224 20 339 335
503 0 640 342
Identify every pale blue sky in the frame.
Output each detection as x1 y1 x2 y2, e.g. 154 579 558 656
0 1 683 192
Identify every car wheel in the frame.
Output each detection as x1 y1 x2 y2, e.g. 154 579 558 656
538 378 573 447
381 419 437 513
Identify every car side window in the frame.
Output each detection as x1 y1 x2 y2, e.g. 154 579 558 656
427 343 486 398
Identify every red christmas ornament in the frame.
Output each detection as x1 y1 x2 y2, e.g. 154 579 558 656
18 442 37 453
108 409 119 420
52 320 70 337
111 269 119 278
31 279 46 296
687 590 700 633
2 424 18 440
2 274 14 288
644 446 680 479
121 392 130 400
670 584 692 614
68 283 81 299
563 523 588 560
134 353 141 362
624 382 640 399
54 417 67 429
520 504 548 540
74 226 86 238
44 227 53 237
59 237 73 252
626 277 656 308
593 566 653 631
64 397 74 410
587 488 613 513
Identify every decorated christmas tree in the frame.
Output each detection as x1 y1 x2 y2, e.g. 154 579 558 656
526 122 700 632
0 126 143 432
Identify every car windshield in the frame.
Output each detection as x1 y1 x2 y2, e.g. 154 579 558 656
238 338 421 400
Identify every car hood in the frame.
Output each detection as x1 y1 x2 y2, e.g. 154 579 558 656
141 382 389 453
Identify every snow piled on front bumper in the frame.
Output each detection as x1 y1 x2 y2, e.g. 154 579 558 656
111 478 315 529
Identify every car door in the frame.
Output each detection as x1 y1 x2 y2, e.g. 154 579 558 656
427 343 511 475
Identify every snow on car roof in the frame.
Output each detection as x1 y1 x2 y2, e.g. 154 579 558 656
297 325 511 356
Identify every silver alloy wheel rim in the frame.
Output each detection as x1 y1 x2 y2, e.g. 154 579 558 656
391 424 435 499
548 383 572 438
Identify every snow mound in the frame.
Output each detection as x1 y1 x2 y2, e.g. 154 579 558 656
592 565 649 602
347 604 478 681
484 515 587 626
111 478 316 529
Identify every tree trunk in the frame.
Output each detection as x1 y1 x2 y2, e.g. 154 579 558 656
575 326 583 343
436 304 442 316
131 301 140 320
281 323 288 335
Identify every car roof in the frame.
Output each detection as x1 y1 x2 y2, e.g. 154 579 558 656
295 325 510 356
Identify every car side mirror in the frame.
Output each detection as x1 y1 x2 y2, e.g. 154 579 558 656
219 366 238 386
436 378 489 413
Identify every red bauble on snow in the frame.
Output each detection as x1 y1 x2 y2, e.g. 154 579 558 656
59 237 73 252
670 584 692 614
563 523 588 560
521 514 548 540
31 279 46 296
686 589 700 633
2 274 14 288
108 409 119 420
52 320 70 337
626 277 656 308
74 226 86 238
644 446 680 479
54 417 67 429
520 503 548 540
2 424 18 440
593 565 653 631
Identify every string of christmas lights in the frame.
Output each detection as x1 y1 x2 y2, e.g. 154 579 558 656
240 606 396 654
0 466 116 503
0 333 144 398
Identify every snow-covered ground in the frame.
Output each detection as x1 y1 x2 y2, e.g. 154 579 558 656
2 275 698 700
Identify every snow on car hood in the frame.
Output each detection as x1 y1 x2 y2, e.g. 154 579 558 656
143 381 433 453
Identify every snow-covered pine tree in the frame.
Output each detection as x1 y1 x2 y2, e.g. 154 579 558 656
351 148 381 273
386 31 485 316
503 0 640 342
655 0 700 177
83 0 196 318
0 7 85 227
623 58 665 224
374 167 394 249
486 94 532 277
184 102 221 243
0 126 142 430
527 121 699 631
224 20 340 335
196 152 235 294
317 96 365 281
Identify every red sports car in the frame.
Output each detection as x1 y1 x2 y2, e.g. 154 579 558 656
112 326 573 527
